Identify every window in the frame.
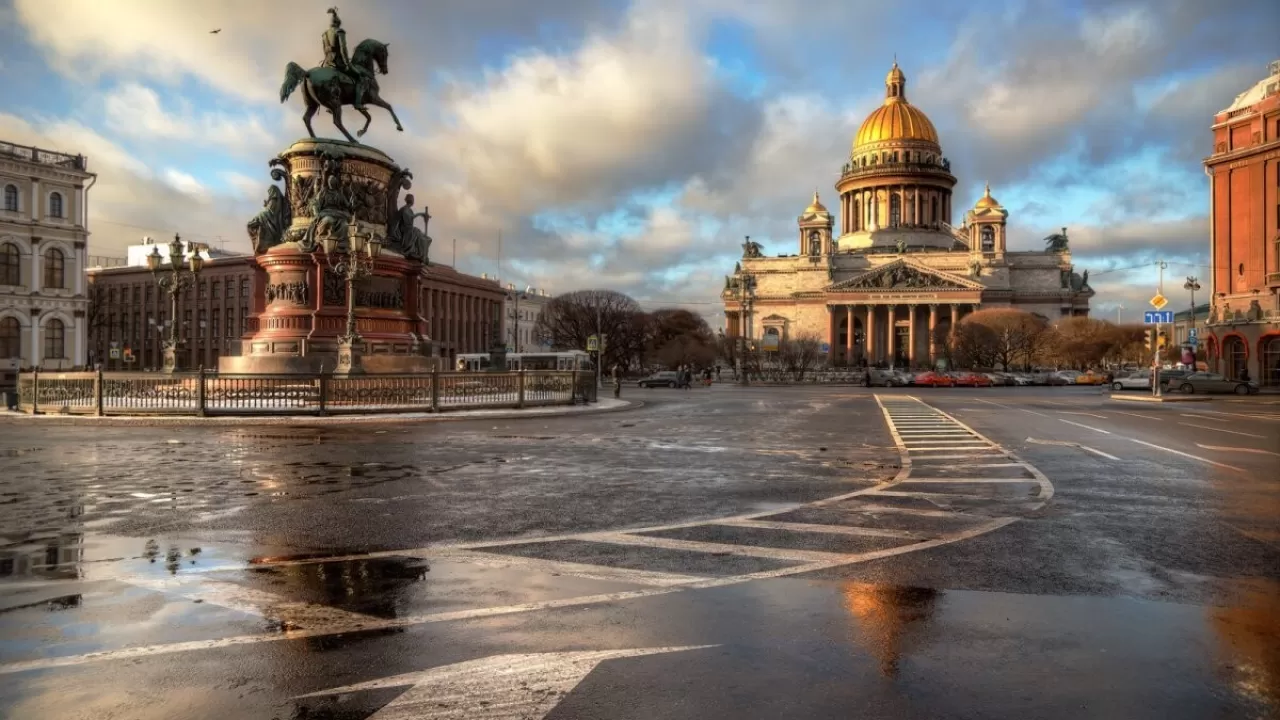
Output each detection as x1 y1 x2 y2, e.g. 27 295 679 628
852 198 861 232
981 226 995 252
211 281 220 299
931 197 939 224
240 306 248 333
240 278 249 298
42 248 65 289
889 194 901 228
43 319 65 359
0 316 19 358
0 243 19 285
3 184 17 212
133 285 141 303
198 282 207 299
49 192 63 219
226 312 236 338
225 281 234 299
184 310 191 327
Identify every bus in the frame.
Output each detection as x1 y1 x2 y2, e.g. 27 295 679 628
455 351 594 372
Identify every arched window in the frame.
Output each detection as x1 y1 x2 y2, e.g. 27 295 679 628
889 193 901 228
49 191 64 218
852 198 861 231
43 247 65 289
3 184 17 212
1262 337 1280 387
980 226 995 252
931 197 939 225
0 316 19 359
0 243 19 285
1223 336 1247 380
43 318 65 360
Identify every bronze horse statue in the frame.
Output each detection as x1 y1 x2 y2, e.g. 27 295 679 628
280 39 403 143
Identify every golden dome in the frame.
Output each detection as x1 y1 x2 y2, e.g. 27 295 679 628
804 191 828 213
974 183 1000 209
853 62 940 150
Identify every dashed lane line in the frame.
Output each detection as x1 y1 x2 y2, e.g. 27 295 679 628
1059 411 1108 419
1195 443 1280 457
972 398 1050 417
1128 438 1246 473
1111 410 1162 421
1059 419 1111 434
715 518 923 540
1078 445 1122 461
1177 422 1266 439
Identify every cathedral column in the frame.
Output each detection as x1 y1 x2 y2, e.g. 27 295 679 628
866 305 876 364
928 303 938 366
908 304 918 368
885 305 895 366
948 304 957 345
845 305 854 363
827 307 837 364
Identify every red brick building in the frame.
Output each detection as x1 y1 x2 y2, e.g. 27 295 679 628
1204 59 1280 385
89 249 505 371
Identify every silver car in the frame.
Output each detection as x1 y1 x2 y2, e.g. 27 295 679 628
1169 372 1258 395
1111 371 1151 391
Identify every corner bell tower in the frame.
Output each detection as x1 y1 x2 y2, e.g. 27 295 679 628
798 191 835 259
965 183 1008 260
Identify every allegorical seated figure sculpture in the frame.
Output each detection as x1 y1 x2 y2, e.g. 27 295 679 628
387 193 431 262
247 185 291 253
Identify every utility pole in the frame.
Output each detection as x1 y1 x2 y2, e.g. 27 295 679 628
1152 260 1168 397
1183 276 1200 369
1115 304 1123 324
595 303 602 390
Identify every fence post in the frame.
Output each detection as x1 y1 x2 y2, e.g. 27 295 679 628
196 366 207 417
317 371 328 416
95 367 104 416
430 368 439 412
31 369 39 415
517 370 526 409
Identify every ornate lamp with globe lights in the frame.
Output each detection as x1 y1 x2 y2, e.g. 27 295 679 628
316 227 382 375
146 234 204 373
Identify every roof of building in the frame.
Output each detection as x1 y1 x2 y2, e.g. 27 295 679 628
1220 59 1280 114
853 63 940 150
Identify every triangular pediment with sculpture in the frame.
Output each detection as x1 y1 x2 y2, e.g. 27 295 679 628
826 260 983 292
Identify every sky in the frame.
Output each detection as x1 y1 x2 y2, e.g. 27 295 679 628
1 0 1275 325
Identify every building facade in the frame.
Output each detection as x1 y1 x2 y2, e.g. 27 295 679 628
501 284 552 353
1203 59 1280 385
1 140 96 387
89 242 506 371
722 64 1093 368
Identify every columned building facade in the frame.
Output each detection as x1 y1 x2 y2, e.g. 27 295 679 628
1 140 95 388
1203 59 1280 385
723 64 1092 369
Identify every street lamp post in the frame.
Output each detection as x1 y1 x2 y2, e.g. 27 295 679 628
737 272 755 387
146 234 204 373
316 229 381 376
1184 276 1201 368
507 285 528 353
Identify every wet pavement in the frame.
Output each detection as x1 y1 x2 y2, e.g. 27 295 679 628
0 386 1277 718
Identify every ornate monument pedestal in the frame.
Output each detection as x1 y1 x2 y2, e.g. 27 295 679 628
219 138 437 374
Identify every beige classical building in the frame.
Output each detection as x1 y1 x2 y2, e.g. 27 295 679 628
1 140 96 389
723 63 1093 368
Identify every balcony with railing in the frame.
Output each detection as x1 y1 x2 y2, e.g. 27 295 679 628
0 141 87 171
840 157 954 182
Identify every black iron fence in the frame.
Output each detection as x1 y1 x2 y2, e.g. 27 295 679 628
16 369 598 416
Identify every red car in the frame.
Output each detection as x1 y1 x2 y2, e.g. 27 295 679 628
952 372 993 387
912 371 954 387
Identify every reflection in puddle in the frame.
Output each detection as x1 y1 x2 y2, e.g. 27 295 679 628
243 556 431 619
843 583 940 677
1211 581 1280 714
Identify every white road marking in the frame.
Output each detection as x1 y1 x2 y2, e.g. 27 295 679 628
905 445 994 451
901 477 1039 484
1178 422 1266 438
1112 410 1162 421
866 490 985 500
716 518 923 540
973 398 1050 417
1078 445 1121 461
1059 419 1111 434
1195 443 1280 457
119 576 378 628
297 646 718 720
1059 411 1108 419
588 531 848 563
429 550 705 587
1128 438 1246 472
907 453 1006 460
1184 409 1280 422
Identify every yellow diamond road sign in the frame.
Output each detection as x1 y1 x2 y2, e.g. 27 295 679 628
1149 293 1168 310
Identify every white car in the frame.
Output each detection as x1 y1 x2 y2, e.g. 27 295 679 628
1111 372 1151 391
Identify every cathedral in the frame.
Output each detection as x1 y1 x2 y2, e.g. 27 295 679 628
722 63 1093 368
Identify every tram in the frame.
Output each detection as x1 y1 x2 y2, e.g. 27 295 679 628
455 351 594 372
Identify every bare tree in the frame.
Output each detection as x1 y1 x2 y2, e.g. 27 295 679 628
961 309 1049 371
533 290 647 371
778 334 823 381
647 308 715 369
952 320 999 369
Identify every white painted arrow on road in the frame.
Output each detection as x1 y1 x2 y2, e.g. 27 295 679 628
297 645 717 719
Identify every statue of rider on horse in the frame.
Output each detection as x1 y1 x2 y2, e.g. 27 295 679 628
280 7 404 143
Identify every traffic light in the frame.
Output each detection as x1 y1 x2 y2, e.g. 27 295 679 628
1144 329 1155 351
1157 330 1168 350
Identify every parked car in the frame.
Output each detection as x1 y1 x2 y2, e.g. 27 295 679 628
637 371 679 388
866 368 912 387
1008 373 1034 386
912 371 954 387
951 372 993 387
986 372 1016 386
1111 371 1151 391
1047 370 1082 386
1167 372 1258 395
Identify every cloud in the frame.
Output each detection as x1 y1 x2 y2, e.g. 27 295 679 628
102 83 276 154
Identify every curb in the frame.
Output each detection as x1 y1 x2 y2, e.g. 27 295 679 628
0 399 641 427
1107 394 1212 404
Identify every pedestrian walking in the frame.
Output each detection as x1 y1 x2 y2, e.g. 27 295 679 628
715 365 722 381
611 364 621 399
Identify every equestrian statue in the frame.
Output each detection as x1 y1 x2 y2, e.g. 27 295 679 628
280 7 404 143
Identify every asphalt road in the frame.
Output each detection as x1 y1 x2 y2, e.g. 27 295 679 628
0 386 1277 719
